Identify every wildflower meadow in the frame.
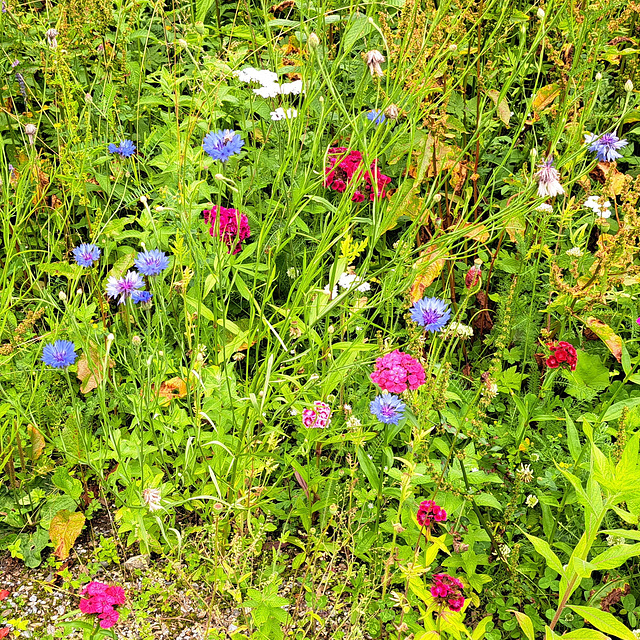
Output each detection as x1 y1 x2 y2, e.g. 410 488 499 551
2 0 640 638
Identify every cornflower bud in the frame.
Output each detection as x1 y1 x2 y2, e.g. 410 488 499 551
536 7 545 19
308 32 320 48
595 72 602 81
625 79 634 93
45 28 58 49
384 104 399 120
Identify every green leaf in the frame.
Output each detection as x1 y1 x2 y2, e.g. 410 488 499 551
356 446 381 493
563 352 609 400
510 611 535 640
472 616 493 640
340 15 374 54
524 533 565 576
474 492 504 510
52 468 83 501
568 605 638 640
590 543 640 570
565 411 581 462
562 631 610 639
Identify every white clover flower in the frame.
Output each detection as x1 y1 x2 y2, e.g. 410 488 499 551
525 494 539 508
270 107 297 121
499 544 511 558
606 534 626 547
517 463 534 483
565 246 584 257
346 416 361 430
535 203 553 213
632 629 640 639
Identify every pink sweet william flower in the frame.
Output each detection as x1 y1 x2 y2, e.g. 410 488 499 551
79 581 125 629
430 573 465 612
302 401 332 428
370 350 425 393
203 205 250 255
324 147 391 202
417 499 447 528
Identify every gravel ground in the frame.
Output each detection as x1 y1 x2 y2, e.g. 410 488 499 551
1 512 362 639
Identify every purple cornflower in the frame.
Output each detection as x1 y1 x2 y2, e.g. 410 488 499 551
72 243 101 267
535 157 564 197
588 132 628 162
105 270 145 304
108 140 136 158
15 73 26 98
410 297 451 332
11 60 19 68
132 290 152 304
8 164 16 180
202 130 244 162
370 394 406 425
134 249 169 276
366 109 386 125
42 340 77 369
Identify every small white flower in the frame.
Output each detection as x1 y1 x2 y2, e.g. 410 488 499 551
536 7 545 19
270 107 298 121
565 246 584 257
525 494 539 508
254 83 281 98
499 544 511 558
517 463 534 483
444 322 474 339
595 72 603 81
346 416 361 430
338 272 370 292
632 629 640 639
286 267 299 278
625 79 634 93
233 67 278 86
280 80 303 95
535 203 553 213
584 195 611 218
606 534 626 547
323 283 338 299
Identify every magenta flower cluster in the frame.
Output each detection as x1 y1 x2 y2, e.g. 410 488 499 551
417 499 447 528
324 147 391 202
79 581 125 629
370 350 425 394
204 206 251 255
431 573 465 612
302 401 332 429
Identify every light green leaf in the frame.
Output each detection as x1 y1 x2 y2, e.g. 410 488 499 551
525 533 565 576
510 611 534 640
591 543 640 570
568 605 638 640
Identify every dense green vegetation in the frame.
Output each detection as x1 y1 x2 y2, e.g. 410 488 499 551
2 0 640 638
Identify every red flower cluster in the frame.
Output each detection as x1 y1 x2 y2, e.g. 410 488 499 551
203 206 250 255
324 147 391 202
546 341 577 371
417 499 447 528
431 573 465 612
79 581 125 629
370 349 425 394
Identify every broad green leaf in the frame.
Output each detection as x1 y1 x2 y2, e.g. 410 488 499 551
50 509 86 560
356 446 381 493
583 317 622 362
472 616 493 640
52 468 83 501
562 631 609 639
525 533 565 576
591 543 640 570
510 611 534 640
568 605 638 640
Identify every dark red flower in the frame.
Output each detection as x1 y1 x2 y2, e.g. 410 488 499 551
546 341 577 371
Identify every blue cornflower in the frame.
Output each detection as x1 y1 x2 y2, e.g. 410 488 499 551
588 132 628 162
132 290 153 304
202 129 244 162
105 270 145 304
370 394 406 425
366 109 386 125
108 140 136 158
72 243 101 267
134 249 169 276
42 340 77 369
410 297 451 332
